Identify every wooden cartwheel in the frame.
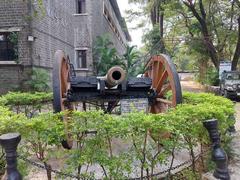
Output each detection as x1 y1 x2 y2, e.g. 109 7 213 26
52 50 73 149
52 50 182 149
145 54 182 113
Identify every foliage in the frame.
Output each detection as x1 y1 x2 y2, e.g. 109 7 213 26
7 32 19 62
1 92 52 106
93 35 144 77
182 92 234 110
93 34 125 76
0 106 26 134
0 107 64 180
0 92 53 116
142 24 162 55
24 68 50 92
122 45 141 76
61 92 233 178
129 0 240 71
0 91 235 178
0 97 7 107
195 67 220 85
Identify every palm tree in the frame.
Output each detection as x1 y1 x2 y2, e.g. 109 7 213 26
122 45 140 76
93 35 125 75
128 0 166 53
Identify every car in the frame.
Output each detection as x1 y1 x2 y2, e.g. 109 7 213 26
220 71 240 98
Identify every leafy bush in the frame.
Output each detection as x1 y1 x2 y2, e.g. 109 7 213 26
93 35 143 77
60 91 234 179
24 68 50 92
1 92 52 106
0 107 64 180
183 92 234 116
0 106 26 134
0 92 235 179
195 68 219 86
0 92 53 116
93 34 125 76
0 97 7 107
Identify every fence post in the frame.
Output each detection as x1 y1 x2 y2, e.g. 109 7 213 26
228 115 236 133
203 119 230 180
0 133 22 180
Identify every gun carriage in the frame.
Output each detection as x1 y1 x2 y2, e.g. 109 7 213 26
53 50 182 149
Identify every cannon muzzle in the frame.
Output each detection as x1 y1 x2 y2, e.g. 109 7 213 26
105 66 126 88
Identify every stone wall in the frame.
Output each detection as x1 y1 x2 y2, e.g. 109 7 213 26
0 0 130 93
31 0 75 69
0 0 31 93
91 0 127 56
0 0 31 65
0 65 23 93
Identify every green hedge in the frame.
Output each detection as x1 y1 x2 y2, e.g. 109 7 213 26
0 92 53 116
0 92 53 106
0 91 235 179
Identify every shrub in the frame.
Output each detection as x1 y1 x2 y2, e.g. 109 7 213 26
0 107 64 180
0 92 53 116
24 68 50 92
195 68 219 86
0 92 235 179
60 91 234 179
0 106 26 134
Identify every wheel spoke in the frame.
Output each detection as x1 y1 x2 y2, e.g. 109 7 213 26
156 70 168 92
159 83 171 97
156 98 172 105
147 65 152 78
152 61 159 87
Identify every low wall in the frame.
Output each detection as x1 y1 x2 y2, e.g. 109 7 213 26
0 65 23 94
204 85 220 95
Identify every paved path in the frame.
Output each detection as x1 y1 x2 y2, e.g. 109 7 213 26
180 73 205 93
228 104 240 179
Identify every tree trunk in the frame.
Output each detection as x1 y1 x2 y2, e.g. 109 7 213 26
183 1 219 70
159 11 166 53
199 59 207 83
232 16 240 70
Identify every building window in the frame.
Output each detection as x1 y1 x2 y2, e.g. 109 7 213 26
76 0 86 14
76 50 87 68
103 5 124 43
0 32 18 61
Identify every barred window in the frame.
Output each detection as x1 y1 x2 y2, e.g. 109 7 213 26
76 50 87 68
0 32 18 61
76 0 86 14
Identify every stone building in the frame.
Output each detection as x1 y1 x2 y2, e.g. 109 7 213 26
0 0 131 93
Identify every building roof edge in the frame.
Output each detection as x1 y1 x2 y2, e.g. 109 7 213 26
109 0 132 42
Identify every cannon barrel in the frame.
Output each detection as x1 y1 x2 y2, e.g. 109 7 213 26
105 66 126 88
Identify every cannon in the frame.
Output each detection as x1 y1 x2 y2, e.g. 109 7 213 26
103 66 126 88
53 50 182 149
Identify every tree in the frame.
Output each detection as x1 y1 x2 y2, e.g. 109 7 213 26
122 45 140 76
93 35 125 76
128 0 166 52
180 0 240 70
128 0 240 71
